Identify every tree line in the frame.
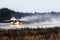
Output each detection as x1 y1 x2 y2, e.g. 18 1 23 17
0 8 59 23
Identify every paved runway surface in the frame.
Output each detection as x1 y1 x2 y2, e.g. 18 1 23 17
0 23 60 29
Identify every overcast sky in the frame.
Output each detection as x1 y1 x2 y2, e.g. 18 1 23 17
0 0 60 13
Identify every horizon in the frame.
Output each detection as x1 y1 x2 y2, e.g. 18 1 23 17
0 8 60 13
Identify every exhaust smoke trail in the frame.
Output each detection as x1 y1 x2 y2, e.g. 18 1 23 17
20 14 60 24
20 13 60 28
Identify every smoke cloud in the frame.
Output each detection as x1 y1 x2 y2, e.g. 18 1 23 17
20 13 60 28
20 13 60 24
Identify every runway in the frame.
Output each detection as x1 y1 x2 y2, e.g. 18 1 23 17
0 23 60 29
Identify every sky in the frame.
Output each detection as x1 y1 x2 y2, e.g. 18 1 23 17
0 0 60 13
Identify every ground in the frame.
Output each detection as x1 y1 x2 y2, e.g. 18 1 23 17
0 27 60 40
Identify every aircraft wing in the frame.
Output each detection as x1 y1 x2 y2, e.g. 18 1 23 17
4 20 10 23
4 20 31 24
